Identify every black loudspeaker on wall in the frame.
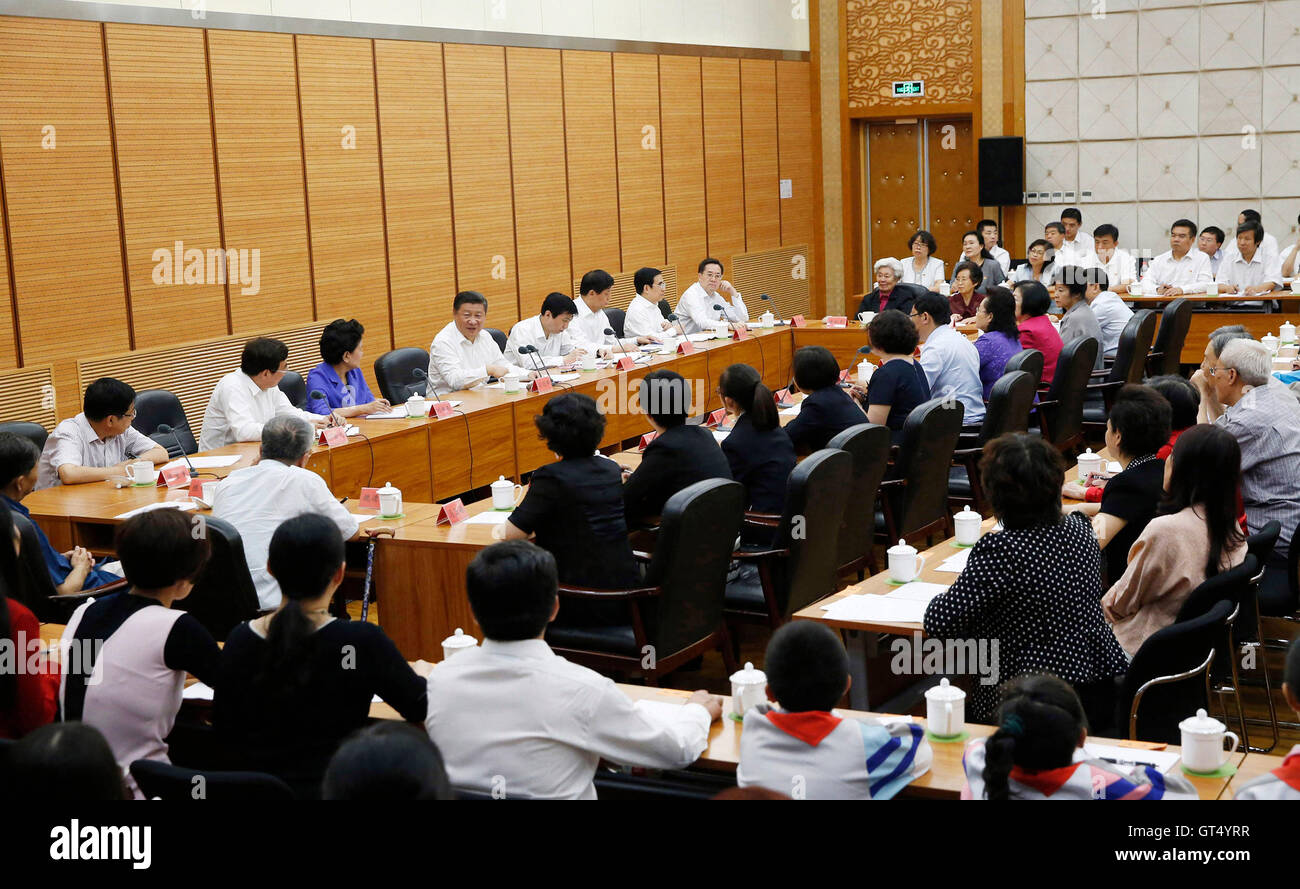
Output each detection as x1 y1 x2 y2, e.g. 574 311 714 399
978 137 1024 207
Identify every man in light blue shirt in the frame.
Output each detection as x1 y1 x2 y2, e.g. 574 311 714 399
910 292 985 425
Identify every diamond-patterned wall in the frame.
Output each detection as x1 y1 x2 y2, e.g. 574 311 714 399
1025 0 1300 254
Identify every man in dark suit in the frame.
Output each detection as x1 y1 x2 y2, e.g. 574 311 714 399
784 346 869 455
856 257 929 318
623 369 732 527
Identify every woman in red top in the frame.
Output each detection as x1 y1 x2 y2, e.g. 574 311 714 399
0 505 57 739
1012 280 1063 384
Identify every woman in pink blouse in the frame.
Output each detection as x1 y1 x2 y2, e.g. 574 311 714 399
1101 425 1247 658
1011 280 1063 384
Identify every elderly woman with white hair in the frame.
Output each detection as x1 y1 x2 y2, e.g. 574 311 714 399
856 257 926 318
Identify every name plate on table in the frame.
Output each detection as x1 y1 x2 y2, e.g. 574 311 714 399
617 356 637 371
790 314 806 328
730 323 750 341
159 464 190 488
319 426 348 447
676 339 696 355
187 478 205 498
774 388 794 406
638 431 659 450
826 316 848 328
838 368 851 383
430 401 456 420
528 376 553 394
359 487 380 509
705 408 728 428
436 499 468 525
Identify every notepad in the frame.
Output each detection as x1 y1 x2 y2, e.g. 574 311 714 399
712 430 731 443
113 501 197 520
821 595 927 624
1083 743 1181 774
161 455 241 472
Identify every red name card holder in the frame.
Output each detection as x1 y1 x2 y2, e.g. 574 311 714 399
774 388 794 406
638 431 659 450
319 426 348 447
429 400 456 420
730 323 750 341
676 339 696 355
790 314 806 328
359 487 380 509
827 316 848 329
187 478 205 498
159 464 191 488
528 376 553 394
617 356 637 371
436 499 468 525
705 408 728 428
838 368 852 383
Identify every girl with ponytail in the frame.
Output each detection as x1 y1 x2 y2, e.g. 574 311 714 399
718 363 796 514
962 674 1197 800
215 513 431 798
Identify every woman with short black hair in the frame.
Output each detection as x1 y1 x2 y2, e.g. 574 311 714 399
1012 280 1063 383
855 310 929 443
784 346 868 455
973 288 1021 399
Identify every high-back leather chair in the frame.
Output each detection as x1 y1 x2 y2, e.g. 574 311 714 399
130 760 294 800
950 370 1036 515
132 389 197 457
0 421 49 453
725 448 853 627
373 348 430 403
1083 310 1157 437
877 397 965 545
826 423 891 581
1037 336 1097 455
175 516 263 639
485 328 507 352
1003 349 1043 388
277 371 307 409
605 307 626 340
1147 297 1192 377
545 479 746 684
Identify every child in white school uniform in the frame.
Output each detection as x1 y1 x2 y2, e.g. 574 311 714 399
962 674 1198 800
737 622 931 800
1234 638 1300 800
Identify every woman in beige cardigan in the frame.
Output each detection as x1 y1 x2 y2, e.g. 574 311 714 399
1102 425 1247 658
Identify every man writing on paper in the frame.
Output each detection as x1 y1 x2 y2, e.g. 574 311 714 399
200 338 338 451
36 378 168 489
504 293 586 368
674 258 749 335
211 415 360 610
571 270 662 355
427 291 534 396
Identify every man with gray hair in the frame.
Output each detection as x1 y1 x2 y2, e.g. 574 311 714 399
210 415 359 609
856 257 925 317
1191 325 1254 424
1202 338 1300 576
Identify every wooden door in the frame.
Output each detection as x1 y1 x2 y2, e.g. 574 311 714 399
925 117 978 269
865 122 922 269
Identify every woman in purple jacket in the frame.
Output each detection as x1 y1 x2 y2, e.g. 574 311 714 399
973 287 1021 400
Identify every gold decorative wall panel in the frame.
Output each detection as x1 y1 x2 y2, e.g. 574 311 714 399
846 0 975 109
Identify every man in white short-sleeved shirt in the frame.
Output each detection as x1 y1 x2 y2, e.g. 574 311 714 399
623 267 676 340
199 338 333 452
1216 221 1283 300
570 269 662 355
674 258 749 335
37 377 168 490
1140 218 1213 296
1088 224 1138 294
1221 209 1280 268
211 415 359 609
426 291 534 396
426 540 723 799
1082 266 1133 359
504 292 586 369
1060 208 1094 260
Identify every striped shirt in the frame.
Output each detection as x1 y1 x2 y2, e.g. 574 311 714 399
1216 383 1300 559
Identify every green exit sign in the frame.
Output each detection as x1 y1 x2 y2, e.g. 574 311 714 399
892 80 925 97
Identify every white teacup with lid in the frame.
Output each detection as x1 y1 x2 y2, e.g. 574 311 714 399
887 538 926 583
441 627 478 661
1077 448 1103 483
760 310 775 328
857 358 874 386
1178 708 1239 773
729 661 767 720
503 370 523 394
953 505 981 546
1281 320 1298 343
491 475 522 510
1262 334 1280 354
925 678 966 737
378 481 402 518
127 461 157 485
405 394 427 417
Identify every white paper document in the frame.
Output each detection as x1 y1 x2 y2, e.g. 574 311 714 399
779 403 802 416
351 514 379 523
712 430 731 443
184 681 383 705
821 594 927 624
463 511 513 525
935 549 971 573
883 581 949 604
114 501 197 520
161 455 241 472
1083 743 1181 774
550 373 580 383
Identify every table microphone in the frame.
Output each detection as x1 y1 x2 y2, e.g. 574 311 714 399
155 423 203 479
605 327 638 366
520 344 568 389
712 304 742 338
667 312 688 340
759 293 782 324
411 367 444 403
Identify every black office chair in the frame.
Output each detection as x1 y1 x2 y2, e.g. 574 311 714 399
949 370 1036 516
373 347 430 403
826 424 891 581
1146 297 1192 377
546 478 746 684
1083 311 1156 438
1036 336 1097 456
876 397 965 546
1003 349 1043 389
726 448 853 627
174 516 264 639
657 298 673 319
0 421 49 452
605 307 627 340
132 389 197 457
130 760 295 800
13 510 128 623
277 371 307 409
485 328 507 352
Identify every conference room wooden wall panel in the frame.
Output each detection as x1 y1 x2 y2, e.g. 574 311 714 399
0 207 15 370
374 39 457 352
443 44 519 329
0 18 129 408
612 53 666 272
739 59 780 253
562 50 620 279
103 24 228 348
700 58 746 270
295 34 392 349
867 122 922 268
206 30 313 332
505 47 572 308
657 56 708 281
776 60 813 250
